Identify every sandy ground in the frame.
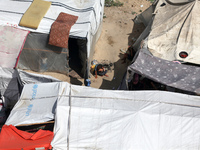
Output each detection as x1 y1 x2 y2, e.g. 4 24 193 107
29 0 152 89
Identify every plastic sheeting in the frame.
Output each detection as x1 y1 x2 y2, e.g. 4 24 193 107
5 82 61 126
148 0 200 64
126 50 200 95
52 83 200 150
0 0 104 38
0 67 20 109
0 125 54 150
17 32 69 74
18 69 60 85
0 0 105 78
5 82 200 149
0 67 60 109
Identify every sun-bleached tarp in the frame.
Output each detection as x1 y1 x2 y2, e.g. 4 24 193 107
0 67 60 109
0 0 103 37
0 0 104 60
148 0 200 64
4 81 200 149
51 82 200 150
5 82 62 126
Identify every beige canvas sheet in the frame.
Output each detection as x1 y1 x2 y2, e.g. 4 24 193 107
148 0 200 64
19 0 51 29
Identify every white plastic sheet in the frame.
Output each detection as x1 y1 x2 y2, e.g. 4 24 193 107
5 82 61 126
6 82 200 149
0 0 105 60
52 82 200 150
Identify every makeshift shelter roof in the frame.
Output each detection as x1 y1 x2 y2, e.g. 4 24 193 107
0 67 59 109
5 82 60 126
124 49 200 95
5 82 200 149
133 0 200 65
0 0 104 78
0 0 103 39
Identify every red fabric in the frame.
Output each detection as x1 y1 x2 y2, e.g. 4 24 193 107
0 125 54 150
48 12 78 48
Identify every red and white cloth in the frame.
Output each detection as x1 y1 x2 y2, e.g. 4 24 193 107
0 26 29 68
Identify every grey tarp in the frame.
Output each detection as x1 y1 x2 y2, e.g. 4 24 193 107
127 50 200 95
0 68 60 109
17 33 69 74
0 68 19 109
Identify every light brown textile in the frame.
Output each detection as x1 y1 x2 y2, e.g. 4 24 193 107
19 0 51 29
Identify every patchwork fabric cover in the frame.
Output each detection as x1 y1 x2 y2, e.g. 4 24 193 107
48 12 78 48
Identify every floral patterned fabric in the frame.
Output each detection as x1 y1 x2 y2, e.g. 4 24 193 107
128 50 200 95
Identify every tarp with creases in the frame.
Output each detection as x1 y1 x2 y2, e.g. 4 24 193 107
126 50 200 95
0 67 20 109
17 32 70 74
0 0 104 78
148 0 200 64
52 82 200 150
5 82 61 126
18 69 60 85
0 125 54 150
5 82 200 149
0 67 60 109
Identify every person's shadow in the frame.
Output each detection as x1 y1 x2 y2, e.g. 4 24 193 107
128 22 145 46
99 53 128 90
99 22 146 90
70 77 83 86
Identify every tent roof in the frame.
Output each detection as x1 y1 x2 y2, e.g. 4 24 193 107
128 50 200 95
5 82 200 149
0 0 104 38
0 67 59 109
148 0 200 64
52 82 200 150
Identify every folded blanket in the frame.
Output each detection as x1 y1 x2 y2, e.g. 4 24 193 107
19 0 51 29
48 12 78 48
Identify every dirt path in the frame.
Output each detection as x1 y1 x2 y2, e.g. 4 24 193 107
87 0 151 89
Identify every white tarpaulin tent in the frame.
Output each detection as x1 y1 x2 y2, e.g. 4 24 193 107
0 0 104 78
5 82 61 126
0 67 60 109
5 82 200 149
